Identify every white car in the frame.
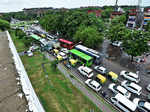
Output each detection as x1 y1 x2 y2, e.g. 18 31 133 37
27 50 33 57
120 70 140 83
133 98 150 112
78 66 94 78
108 83 131 98
121 80 142 95
111 41 122 47
146 84 150 92
57 52 67 59
94 66 107 74
61 48 69 54
85 79 101 92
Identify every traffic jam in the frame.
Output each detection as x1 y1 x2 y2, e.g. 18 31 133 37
20 24 150 112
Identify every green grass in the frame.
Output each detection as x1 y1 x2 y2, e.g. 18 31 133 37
10 31 102 112
21 52 101 112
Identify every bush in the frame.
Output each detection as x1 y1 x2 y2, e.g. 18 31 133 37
0 19 10 30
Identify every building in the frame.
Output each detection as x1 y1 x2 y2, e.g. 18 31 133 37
126 9 138 28
87 10 102 17
143 8 150 25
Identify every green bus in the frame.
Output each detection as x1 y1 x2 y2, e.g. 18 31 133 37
69 49 93 66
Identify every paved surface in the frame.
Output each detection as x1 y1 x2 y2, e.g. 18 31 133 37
0 32 27 112
44 52 115 112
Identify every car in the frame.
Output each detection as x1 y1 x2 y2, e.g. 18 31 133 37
95 74 107 84
121 80 142 95
57 52 67 60
27 50 33 57
94 66 107 74
146 84 150 92
108 83 131 98
85 79 101 92
61 48 69 54
133 98 150 112
120 70 140 83
111 41 122 47
78 66 94 78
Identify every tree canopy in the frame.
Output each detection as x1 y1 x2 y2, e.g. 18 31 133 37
0 19 10 30
73 25 103 48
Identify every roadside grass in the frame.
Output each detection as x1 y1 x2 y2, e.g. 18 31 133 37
10 30 27 52
21 52 101 112
10 32 102 112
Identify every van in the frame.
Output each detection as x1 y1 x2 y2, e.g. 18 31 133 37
111 93 137 112
96 74 106 84
78 66 94 78
108 71 118 81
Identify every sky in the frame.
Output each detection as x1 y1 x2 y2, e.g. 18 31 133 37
0 0 150 13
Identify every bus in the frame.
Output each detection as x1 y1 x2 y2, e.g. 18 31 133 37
75 45 101 65
69 49 93 66
59 38 74 49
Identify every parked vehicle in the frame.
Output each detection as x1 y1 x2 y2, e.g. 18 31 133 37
78 66 94 78
108 83 131 98
75 44 101 65
57 52 67 61
69 59 78 66
120 70 140 83
146 84 150 92
59 38 74 49
121 80 142 95
95 74 107 84
108 71 118 82
111 41 122 47
61 48 69 54
111 93 137 112
94 66 107 74
69 49 93 66
27 50 33 57
85 79 101 92
53 49 59 56
133 98 150 112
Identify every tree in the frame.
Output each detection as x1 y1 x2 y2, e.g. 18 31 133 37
15 29 26 39
122 30 149 61
0 19 10 30
144 21 150 31
101 8 113 19
73 25 103 48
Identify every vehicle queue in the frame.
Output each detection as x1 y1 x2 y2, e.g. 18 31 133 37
22 24 150 112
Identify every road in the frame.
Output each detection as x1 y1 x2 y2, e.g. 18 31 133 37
44 52 116 112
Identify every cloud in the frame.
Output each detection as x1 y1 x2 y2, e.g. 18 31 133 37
0 0 149 12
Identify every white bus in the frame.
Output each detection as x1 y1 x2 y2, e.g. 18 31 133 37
75 45 101 65
111 93 137 112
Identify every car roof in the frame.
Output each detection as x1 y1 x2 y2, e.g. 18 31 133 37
115 93 137 111
109 71 118 79
130 83 142 90
128 72 138 78
144 102 150 110
98 66 106 71
91 80 100 87
117 86 127 94
82 66 92 73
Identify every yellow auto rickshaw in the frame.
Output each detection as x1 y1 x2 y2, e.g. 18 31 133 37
96 74 107 84
69 59 78 66
108 71 118 82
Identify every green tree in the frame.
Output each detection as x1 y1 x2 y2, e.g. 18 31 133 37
122 30 149 61
101 8 113 19
74 26 103 48
144 21 150 31
0 19 10 30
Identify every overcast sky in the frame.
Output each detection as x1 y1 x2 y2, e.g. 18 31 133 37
0 0 150 13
